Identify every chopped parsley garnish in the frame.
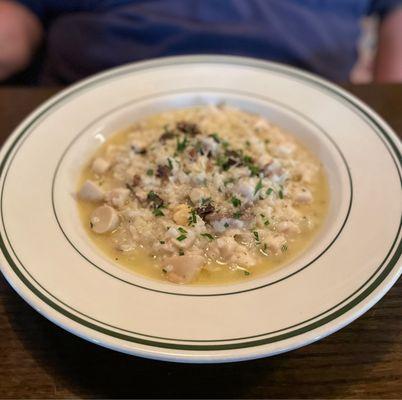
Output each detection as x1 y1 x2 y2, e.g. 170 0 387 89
224 178 234 186
224 222 229 228
231 196 241 207
260 213 270 226
200 233 214 241
159 240 165 244
248 164 260 176
176 135 188 153
147 190 162 204
153 208 164 217
146 168 154 176
210 133 221 143
242 155 260 176
281 244 288 252
254 179 263 195
176 234 187 241
279 189 284 199
216 154 230 171
178 227 187 234
188 209 197 226
167 158 173 171
244 270 251 276
253 231 260 242
179 249 185 256
233 211 243 219
243 155 253 164
266 187 274 196
148 191 164 216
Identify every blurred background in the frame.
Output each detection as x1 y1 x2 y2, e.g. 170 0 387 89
1 0 401 86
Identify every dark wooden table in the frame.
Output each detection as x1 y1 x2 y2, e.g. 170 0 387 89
0 85 401 399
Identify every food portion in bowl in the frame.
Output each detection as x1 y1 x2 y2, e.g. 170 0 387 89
77 105 328 284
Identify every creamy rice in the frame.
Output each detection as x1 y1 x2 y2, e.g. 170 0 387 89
77 105 329 284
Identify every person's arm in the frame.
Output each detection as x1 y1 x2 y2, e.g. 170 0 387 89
374 7 402 82
0 0 43 80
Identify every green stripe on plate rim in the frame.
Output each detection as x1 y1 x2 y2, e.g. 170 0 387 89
0 56 400 351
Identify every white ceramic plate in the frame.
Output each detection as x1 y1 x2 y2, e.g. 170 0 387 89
0 56 401 363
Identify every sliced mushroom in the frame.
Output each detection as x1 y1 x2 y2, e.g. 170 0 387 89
106 187 130 208
78 180 104 202
90 205 119 234
162 254 205 283
294 188 313 204
91 157 110 174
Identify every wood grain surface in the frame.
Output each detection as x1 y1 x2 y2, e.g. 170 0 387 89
0 85 401 399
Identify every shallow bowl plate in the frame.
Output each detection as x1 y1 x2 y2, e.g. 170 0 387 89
0 56 401 363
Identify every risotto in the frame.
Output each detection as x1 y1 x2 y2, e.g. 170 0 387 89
77 105 329 284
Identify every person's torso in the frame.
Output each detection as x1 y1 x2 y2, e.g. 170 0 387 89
42 0 371 83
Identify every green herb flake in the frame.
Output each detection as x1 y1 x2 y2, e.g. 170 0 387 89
233 211 243 219
167 158 173 171
264 219 270 226
231 196 241 207
210 133 221 143
281 244 288 252
279 189 284 199
245 140 251 147
242 153 260 175
176 234 187 242
179 249 185 256
153 208 164 217
244 270 251 276
224 178 234 186
188 209 197 226
146 168 154 176
224 222 229 228
201 197 211 205
89 222 93 229
159 240 165 244
178 227 188 234
200 233 214 241
266 187 274 196
254 179 263 196
176 135 189 153
253 231 260 242
216 154 230 171
162 268 167 273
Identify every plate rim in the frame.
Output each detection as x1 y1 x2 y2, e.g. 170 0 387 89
0 55 401 361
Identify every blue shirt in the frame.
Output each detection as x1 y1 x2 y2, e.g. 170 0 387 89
17 0 402 83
